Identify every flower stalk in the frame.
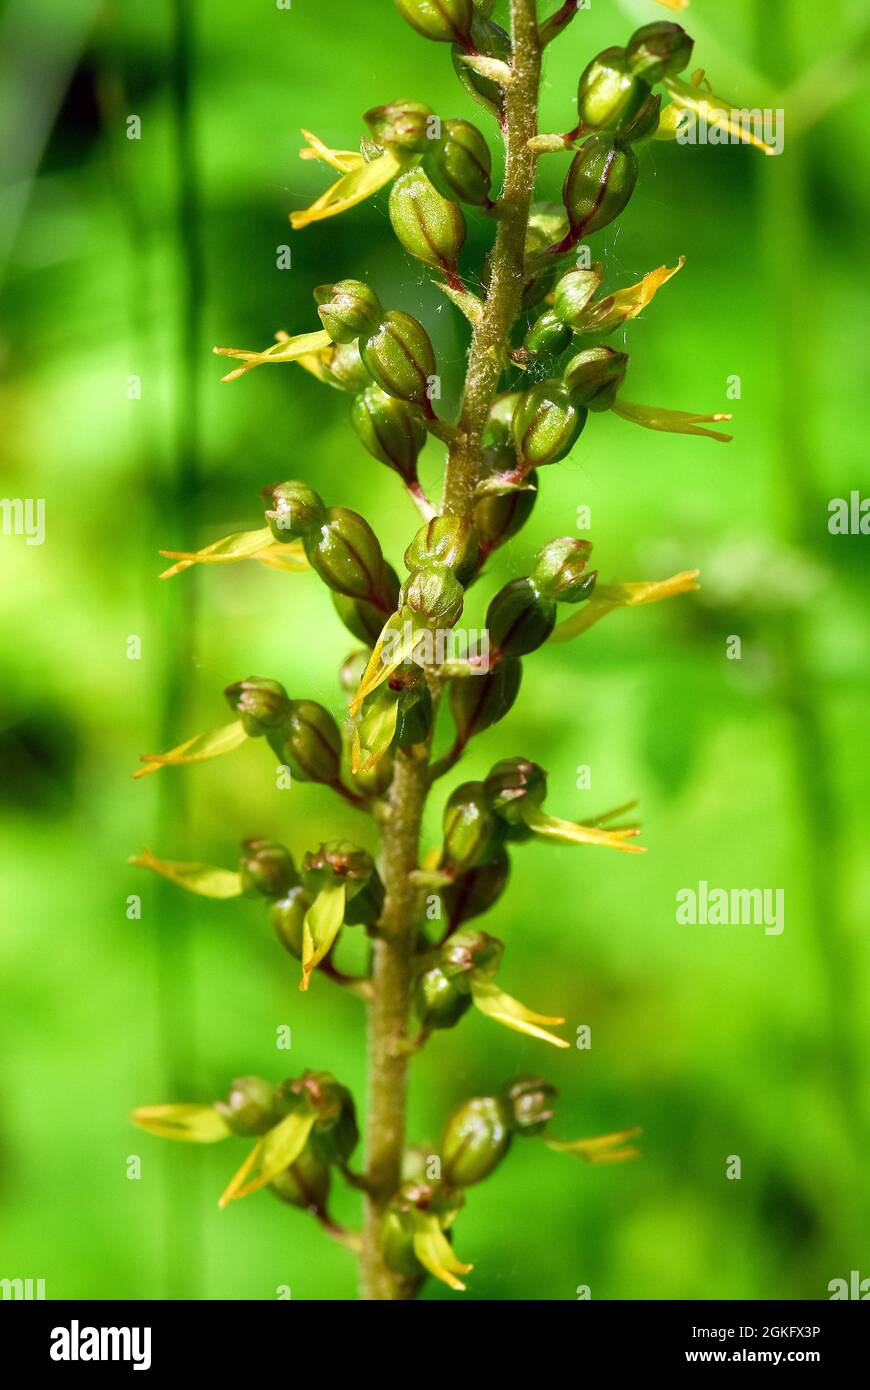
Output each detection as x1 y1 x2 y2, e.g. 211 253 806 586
130 0 771 1301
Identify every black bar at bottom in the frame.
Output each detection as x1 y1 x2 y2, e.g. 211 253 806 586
1 1298 866 1373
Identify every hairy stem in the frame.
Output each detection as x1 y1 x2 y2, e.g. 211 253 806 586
443 0 543 518
360 747 429 1300
361 1 543 1299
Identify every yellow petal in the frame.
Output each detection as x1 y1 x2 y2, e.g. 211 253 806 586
300 881 347 992
411 1214 473 1292
654 0 688 10
133 720 248 780
212 328 333 382
612 399 732 442
290 151 401 229
550 570 700 643
581 258 685 333
350 616 423 715
545 1126 642 1163
158 526 278 578
663 74 778 155
219 1109 317 1208
129 848 243 898
351 694 399 773
298 129 366 174
132 1104 230 1143
253 544 310 574
470 974 569 1049
521 805 646 854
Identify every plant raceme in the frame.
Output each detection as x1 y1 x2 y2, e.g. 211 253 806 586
131 3 767 1300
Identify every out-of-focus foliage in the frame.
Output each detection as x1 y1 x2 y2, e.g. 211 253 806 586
1 0 868 1300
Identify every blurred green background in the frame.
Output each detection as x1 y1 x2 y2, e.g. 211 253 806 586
1 0 869 1301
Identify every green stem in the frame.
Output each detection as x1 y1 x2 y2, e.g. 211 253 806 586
442 0 543 519
360 748 429 1300
360 0 544 1300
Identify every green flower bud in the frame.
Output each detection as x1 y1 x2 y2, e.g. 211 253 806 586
621 91 662 144
389 168 466 284
442 848 510 929
474 447 537 554
351 385 426 484
577 46 651 134
216 1076 277 1137
486 578 556 656
381 1209 424 1282
472 0 494 14
395 0 473 45
531 537 597 603
344 869 385 926
270 1144 331 1210
511 381 587 466
315 279 384 344
270 887 310 960
333 564 401 646
452 14 511 120
303 840 375 891
424 118 493 207
307 507 391 606
442 781 505 873
271 699 342 785
325 339 372 393
401 565 464 627
415 965 472 1031
239 839 299 900
626 21 694 83
333 591 395 647
395 680 434 748
339 649 371 700
224 675 291 736
263 480 326 541
441 926 503 978
450 656 522 743
502 1075 559 1136
348 750 394 800
405 515 479 585
523 309 573 357
301 841 383 926
364 99 436 154
486 393 523 446
563 136 638 236
484 756 547 830
360 310 437 411
552 267 602 328
279 1071 359 1166
442 1094 512 1187
563 346 628 411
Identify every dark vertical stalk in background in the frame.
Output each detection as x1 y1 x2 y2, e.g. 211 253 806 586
152 0 204 1298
